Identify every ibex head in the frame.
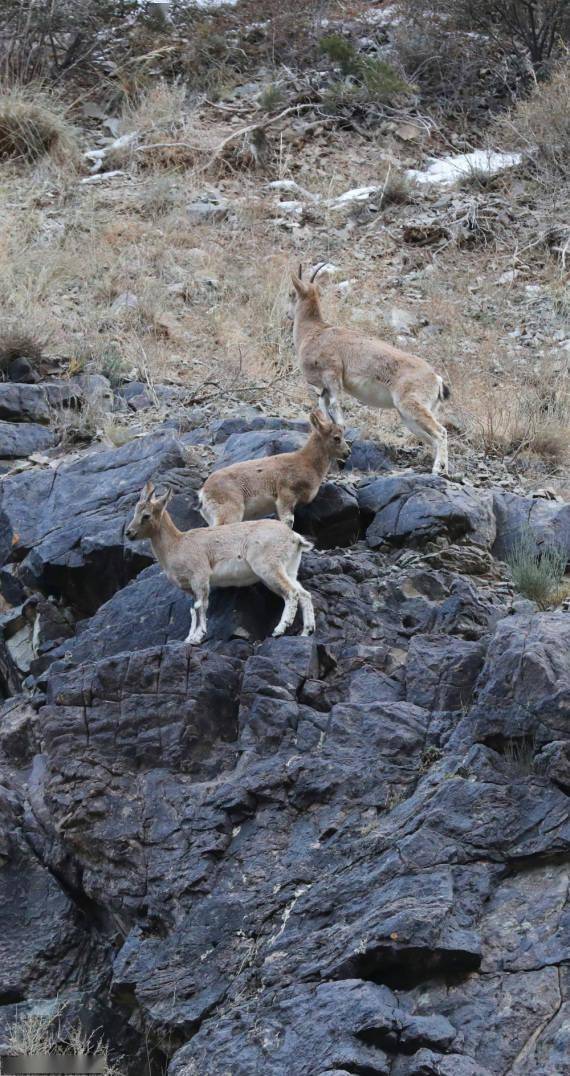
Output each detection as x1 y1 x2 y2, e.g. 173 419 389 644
126 482 172 541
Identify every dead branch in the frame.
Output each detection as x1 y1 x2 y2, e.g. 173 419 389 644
197 104 317 172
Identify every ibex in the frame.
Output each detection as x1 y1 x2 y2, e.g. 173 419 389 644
125 483 315 644
289 264 450 475
199 409 350 527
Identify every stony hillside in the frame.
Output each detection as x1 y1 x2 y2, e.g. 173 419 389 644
0 1 569 1074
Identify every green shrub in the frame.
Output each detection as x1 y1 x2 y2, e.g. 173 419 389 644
360 57 410 99
507 528 567 608
320 34 410 106
320 34 360 75
258 83 284 112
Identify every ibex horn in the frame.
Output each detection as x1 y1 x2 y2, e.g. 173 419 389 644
309 262 326 283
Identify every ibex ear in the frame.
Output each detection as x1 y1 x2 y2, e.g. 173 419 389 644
143 481 154 500
291 274 309 298
309 409 327 431
151 487 172 511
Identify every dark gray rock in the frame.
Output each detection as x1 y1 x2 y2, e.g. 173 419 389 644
213 428 306 468
456 611 570 749
45 563 282 673
344 438 391 473
0 419 55 458
0 432 194 614
0 696 37 765
0 760 103 1003
0 383 51 423
210 414 310 444
295 482 360 548
0 418 568 1076
406 635 487 711
5 357 38 383
169 979 456 1076
493 490 570 564
406 1050 492 1075
360 475 495 549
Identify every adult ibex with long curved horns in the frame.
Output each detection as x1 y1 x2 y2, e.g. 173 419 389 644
289 263 451 475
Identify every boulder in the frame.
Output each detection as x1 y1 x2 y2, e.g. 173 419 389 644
360 475 495 549
406 635 487 711
0 420 55 458
0 760 102 1002
492 490 570 564
44 563 282 673
455 611 570 749
0 383 52 424
0 431 195 614
213 428 306 468
344 438 391 473
210 414 309 444
186 191 229 224
295 482 361 548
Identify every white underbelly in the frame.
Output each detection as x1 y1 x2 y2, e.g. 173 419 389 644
243 494 276 520
211 559 259 588
345 375 394 409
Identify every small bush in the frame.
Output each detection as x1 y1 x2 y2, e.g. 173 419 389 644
0 86 79 164
0 324 44 371
398 0 570 71
507 528 567 608
6 1003 122 1076
360 57 410 100
498 63 570 180
320 34 410 109
375 166 415 208
320 34 360 76
258 83 284 112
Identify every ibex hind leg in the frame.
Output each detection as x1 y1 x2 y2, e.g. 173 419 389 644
395 398 448 476
250 563 299 636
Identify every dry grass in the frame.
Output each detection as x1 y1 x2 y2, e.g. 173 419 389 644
0 319 45 372
498 63 570 181
6 1003 123 1076
0 65 566 485
506 527 567 608
0 85 80 164
468 370 569 464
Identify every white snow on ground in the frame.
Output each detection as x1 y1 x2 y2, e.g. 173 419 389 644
407 149 523 186
185 0 238 7
327 185 379 209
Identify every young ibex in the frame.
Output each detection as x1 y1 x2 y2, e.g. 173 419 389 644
290 264 450 475
199 409 350 527
126 483 315 644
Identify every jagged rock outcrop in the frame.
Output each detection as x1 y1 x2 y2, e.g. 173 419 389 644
0 417 568 1076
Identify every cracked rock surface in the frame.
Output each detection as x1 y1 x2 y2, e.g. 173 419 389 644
0 416 568 1075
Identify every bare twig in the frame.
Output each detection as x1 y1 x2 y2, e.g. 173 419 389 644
197 103 316 172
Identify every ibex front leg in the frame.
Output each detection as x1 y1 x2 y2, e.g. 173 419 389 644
185 582 209 644
320 374 344 427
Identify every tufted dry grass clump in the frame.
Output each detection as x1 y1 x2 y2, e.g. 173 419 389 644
6 1004 123 1076
468 371 569 466
497 62 570 181
0 85 80 164
0 320 45 373
506 527 567 608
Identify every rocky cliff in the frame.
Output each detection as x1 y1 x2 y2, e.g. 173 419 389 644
0 383 569 1075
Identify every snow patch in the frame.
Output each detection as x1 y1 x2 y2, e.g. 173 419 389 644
327 185 379 209
407 149 523 187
